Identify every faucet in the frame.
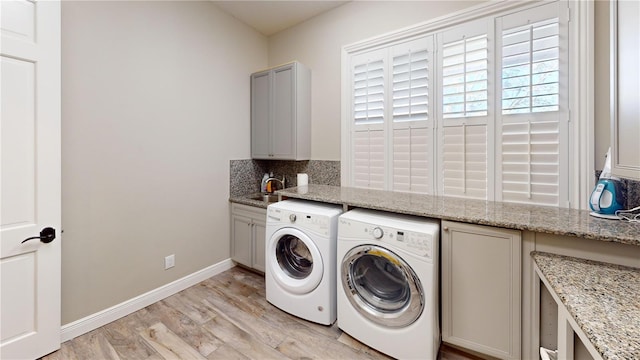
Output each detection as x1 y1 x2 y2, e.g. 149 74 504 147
262 176 285 194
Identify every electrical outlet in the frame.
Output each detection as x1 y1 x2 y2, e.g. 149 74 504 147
164 254 175 270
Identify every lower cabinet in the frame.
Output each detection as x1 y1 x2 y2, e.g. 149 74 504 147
230 203 266 272
441 220 522 359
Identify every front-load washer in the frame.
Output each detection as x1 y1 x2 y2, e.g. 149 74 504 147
265 199 343 325
337 208 440 360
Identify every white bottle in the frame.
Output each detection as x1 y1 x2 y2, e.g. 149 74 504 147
261 173 269 193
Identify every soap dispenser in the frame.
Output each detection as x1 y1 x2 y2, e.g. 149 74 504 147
266 172 274 193
261 173 269 193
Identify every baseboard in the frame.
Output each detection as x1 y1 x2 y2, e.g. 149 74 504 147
61 258 235 342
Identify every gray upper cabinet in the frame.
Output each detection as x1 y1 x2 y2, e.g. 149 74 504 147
611 0 640 180
251 61 311 160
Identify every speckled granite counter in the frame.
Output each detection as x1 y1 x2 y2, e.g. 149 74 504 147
271 184 640 246
532 252 640 360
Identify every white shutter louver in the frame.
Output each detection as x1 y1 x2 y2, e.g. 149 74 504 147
439 21 490 200
501 120 560 205
354 59 385 125
353 129 385 189
393 127 430 193
442 34 488 118
497 2 567 207
391 41 433 194
352 51 386 189
442 124 487 199
501 18 559 114
392 49 429 122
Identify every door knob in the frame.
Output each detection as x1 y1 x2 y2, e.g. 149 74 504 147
22 227 56 244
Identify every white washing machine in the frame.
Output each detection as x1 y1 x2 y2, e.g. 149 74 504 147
265 199 343 325
337 208 440 360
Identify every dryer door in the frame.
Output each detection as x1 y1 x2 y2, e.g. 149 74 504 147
341 245 424 328
268 227 324 295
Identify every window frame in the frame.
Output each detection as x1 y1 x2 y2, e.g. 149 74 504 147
341 0 594 209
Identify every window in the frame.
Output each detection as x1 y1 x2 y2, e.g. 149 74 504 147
350 38 435 193
442 34 489 118
438 19 491 200
343 0 578 208
501 19 560 115
351 50 386 189
496 2 568 206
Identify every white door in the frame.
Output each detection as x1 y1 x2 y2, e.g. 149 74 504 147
1 1 61 359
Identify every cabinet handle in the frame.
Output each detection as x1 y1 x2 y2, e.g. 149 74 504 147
443 226 449 231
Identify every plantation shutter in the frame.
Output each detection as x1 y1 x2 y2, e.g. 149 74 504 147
496 2 568 206
391 36 434 194
438 19 491 200
351 50 386 189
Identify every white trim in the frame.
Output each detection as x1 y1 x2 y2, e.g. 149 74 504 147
341 48 351 187
343 0 536 54
61 259 235 342
570 0 595 209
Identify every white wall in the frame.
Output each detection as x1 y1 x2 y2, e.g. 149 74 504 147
268 1 485 160
61 1 266 324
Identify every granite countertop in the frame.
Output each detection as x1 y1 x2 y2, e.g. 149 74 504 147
267 184 640 246
532 252 640 360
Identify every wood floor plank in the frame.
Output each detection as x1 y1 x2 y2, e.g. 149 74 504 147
201 297 286 349
68 329 121 360
276 335 380 360
44 266 478 360
206 342 251 360
201 313 289 360
139 322 207 360
41 340 79 360
200 278 266 318
257 298 344 341
139 300 223 357
163 287 218 325
101 313 160 360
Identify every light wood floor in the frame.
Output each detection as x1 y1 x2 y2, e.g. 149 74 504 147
42 266 477 360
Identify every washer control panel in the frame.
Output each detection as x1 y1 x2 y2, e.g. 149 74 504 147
268 207 331 234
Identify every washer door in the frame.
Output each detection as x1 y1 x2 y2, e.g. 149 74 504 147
341 245 424 328
268 227 324 295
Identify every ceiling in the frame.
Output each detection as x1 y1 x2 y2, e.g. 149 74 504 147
212 1 350 36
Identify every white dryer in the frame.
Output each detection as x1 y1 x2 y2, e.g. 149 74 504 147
265 199 343 325
337 208 440 360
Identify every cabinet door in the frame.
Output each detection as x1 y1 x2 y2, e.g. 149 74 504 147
611 0 640 179
253 219 266 272
441 221 521 359
231 214 252 268
271 64 296 159
251 71 271 159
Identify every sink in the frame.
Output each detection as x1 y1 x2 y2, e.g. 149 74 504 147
250 193 279 203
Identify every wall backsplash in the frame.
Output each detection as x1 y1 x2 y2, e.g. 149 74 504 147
230 159 340 196
595 171 640 209
230 162 640 209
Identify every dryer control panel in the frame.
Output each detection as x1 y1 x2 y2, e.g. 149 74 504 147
338 209 439 259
